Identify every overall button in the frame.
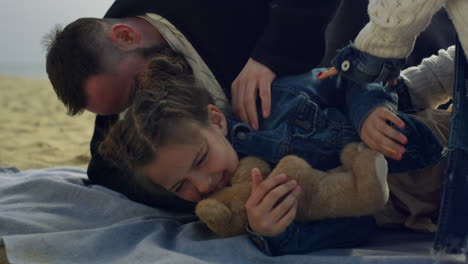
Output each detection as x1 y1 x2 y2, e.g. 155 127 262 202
341 60 351 71
236 132 247 140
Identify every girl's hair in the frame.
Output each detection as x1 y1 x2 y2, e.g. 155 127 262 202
98 48 215 200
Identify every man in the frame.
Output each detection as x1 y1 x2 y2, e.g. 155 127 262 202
44 0 454 209
45 0 344 209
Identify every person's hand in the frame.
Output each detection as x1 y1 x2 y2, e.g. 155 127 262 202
245 168 301 236
231 58 276 130
316 67 338 79
360 107 408 160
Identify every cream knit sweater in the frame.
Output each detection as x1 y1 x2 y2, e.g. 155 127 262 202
355 0 468 59
401 46 455 109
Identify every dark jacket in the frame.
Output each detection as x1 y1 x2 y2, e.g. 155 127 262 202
103 0 341 89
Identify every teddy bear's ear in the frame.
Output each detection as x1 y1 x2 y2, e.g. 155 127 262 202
231 157 271 184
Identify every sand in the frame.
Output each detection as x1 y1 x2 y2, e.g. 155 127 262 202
0 75 95 170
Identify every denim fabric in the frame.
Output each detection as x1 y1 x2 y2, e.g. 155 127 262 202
228 70 445 255
246 217 377 256
228 70 443 173
386 77 419 113
433 38 468 255
344 77 398 131
331 43 407 83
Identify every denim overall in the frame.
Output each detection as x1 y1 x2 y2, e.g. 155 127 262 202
229 70 443 174
433 38 468 257
315 39 468 257
227 70 445 255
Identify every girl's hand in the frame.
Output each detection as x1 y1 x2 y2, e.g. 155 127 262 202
360 107 407 160
245 168 301 236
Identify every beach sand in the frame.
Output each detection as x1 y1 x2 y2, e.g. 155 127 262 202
0 76 95 170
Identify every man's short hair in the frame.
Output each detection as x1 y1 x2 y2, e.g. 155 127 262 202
44 18 105 115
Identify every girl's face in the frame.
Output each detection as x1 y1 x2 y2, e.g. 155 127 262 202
141 105 239 202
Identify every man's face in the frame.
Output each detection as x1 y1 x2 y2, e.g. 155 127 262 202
84 56 147 115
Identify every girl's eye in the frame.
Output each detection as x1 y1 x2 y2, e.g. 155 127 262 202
174 180 186 193
195 151 208 167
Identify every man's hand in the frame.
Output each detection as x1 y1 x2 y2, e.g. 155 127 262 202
231 58 276 130
360 107 408 160
245 168 301 236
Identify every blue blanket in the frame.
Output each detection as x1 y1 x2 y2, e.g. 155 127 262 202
0 167 465 263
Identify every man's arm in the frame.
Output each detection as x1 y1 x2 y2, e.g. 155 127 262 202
231 0 342 129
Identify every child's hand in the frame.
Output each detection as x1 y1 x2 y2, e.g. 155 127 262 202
360 107 407 160
245 168 301 236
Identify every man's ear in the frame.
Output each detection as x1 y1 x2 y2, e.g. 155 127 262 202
108 24 142 51
207 104 228 136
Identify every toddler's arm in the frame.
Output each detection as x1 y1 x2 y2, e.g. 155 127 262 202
354 0 446 59
360 107 407 160
345 81 407 160
319 0 446 83
361 46 455 157
344 45 455 160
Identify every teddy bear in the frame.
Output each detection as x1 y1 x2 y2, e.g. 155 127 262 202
195 142 389 237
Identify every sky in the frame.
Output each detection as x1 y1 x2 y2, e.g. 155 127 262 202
0 0 114 77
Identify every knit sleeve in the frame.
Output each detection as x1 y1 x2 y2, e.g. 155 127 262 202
251 0 341 76
401 46 455 109
354 0 447 59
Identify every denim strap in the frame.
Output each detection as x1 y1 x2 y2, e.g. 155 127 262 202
433 37 468 256
331 43 406 83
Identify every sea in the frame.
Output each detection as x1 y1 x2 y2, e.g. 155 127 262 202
0 62 47 79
